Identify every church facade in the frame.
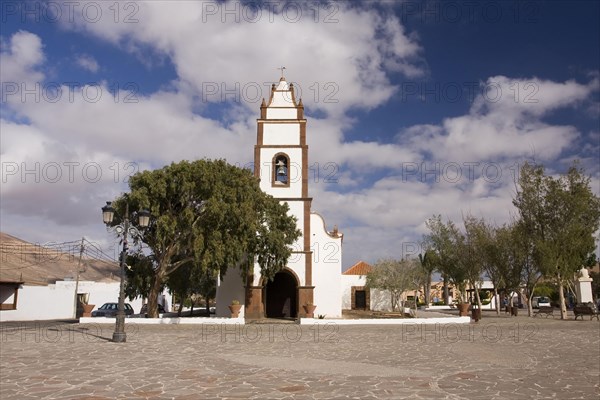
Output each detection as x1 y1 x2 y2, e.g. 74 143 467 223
215 76 343 319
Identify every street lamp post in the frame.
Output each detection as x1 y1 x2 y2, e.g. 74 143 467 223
102 201 150 343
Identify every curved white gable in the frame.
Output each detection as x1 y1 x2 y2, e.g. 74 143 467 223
310 212 343 318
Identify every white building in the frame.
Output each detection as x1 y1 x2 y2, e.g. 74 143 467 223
216 76 343 319
341 261 393 311
0 233 168 321
0 280 148 322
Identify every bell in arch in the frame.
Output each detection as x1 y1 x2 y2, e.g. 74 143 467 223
277 160 286 175
275 158 288 184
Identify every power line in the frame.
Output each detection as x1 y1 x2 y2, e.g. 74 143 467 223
0 238 121 271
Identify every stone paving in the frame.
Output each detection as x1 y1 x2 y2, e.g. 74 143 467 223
1 313 599 399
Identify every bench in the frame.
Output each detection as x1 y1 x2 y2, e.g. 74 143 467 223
573 303 599 321
534 306 554 318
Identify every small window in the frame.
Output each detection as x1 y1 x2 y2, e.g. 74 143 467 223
273 154 289 186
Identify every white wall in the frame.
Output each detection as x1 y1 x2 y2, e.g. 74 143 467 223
311 213 342 318
284 253 306 287
370 289 392 311
77 281 145 314
0 280 147 322
266 107 297 119
341 275 364 309
1 283 74 321
340 275 393 312
262 123 300 145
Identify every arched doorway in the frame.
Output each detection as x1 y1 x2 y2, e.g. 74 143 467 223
265 270 298 318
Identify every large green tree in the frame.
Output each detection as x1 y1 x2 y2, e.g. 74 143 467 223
111 159 300 317
513 162 600 319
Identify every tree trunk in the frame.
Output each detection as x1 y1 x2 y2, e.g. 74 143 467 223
443 275 449 304
493 288 499 315
205 297 210 314
147 271 164 318
190 299 194 316
558 276 567 320
414 288 419 316
527 292 533 317
177 294 183 317
474 284 483 320
425 273 432 305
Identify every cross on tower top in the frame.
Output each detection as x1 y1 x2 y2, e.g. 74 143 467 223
277 66 286 79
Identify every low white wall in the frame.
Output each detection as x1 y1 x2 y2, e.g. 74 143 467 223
299 316 471 325
79 316 243 324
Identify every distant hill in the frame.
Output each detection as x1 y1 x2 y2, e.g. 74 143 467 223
0 232 120 285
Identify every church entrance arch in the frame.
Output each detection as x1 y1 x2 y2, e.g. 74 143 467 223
264 269 298 318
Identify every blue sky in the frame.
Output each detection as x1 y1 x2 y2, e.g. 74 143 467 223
1 0 599 268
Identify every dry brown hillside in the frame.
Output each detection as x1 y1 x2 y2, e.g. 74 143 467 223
0 232 119 285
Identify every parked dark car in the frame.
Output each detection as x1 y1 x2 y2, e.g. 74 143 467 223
91 303 134 317
140 303 166 315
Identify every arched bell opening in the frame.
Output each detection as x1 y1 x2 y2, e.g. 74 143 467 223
272 153 290 187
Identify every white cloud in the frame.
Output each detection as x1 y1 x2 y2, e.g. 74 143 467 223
471 76 592 118
75 54 99 72
0 29 44 85
60 1 424 118
403 76 596 164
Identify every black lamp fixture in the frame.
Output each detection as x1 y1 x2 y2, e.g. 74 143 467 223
100 199 150 343
102 201 115 224
102 201 150 228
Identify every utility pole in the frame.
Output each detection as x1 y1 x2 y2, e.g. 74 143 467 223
72 238 85 319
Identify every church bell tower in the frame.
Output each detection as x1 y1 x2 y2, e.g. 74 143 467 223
244 75 314 319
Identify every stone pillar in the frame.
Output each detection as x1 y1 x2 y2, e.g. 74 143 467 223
575 267 594 304
245 286 264 320
297 286 314 318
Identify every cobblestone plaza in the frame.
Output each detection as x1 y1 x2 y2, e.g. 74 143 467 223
1 314 598 399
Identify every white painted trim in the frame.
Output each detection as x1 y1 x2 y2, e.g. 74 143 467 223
298 316 471 325
79 317 244 325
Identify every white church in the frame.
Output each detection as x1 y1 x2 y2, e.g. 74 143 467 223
215 75 343 319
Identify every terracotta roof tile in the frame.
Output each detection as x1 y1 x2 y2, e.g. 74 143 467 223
343 261 373 275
